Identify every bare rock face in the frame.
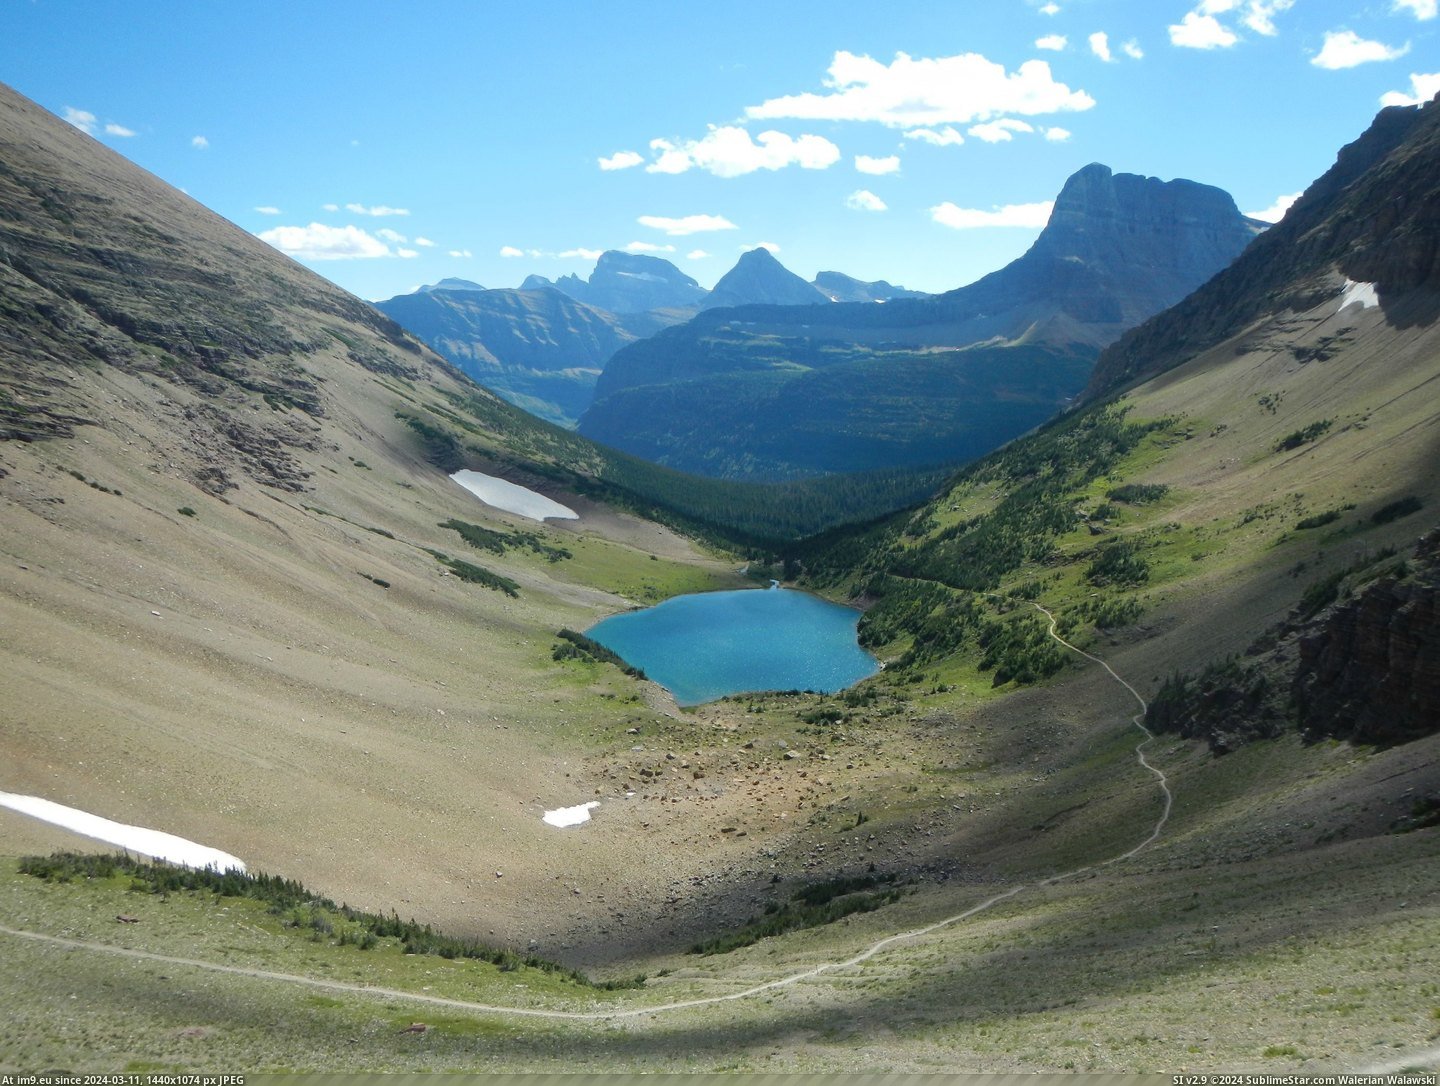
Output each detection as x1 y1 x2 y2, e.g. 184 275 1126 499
1295 530 1440 745
1149 531 1440 752
1024 163 1266 327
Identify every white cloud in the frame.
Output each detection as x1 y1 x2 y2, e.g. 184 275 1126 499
1036 34 1067 51
1242 0 1294 35
624 241 677 253
744 50 1095 128
450 249 474 258
931 200 1054 229
397 248 419 259
322 203 340 212
746 241 781 253
645 125 840 177
1312 30 1409 69
1245 191 1302 222
1122 39 1145 59
1380 71 1440 105
376 228 408 244
414 236 437 247
1393 0 1437 17
904 126 966 146
637 213 739 236
686 249 711 260
846 190 888 212
855 154 900 175
1040 2 1061 13
191 135 209 150
104 122 136 137
968 118 1036 143
63 107 97 134
257 223 392 260
1169 12 1239 48
598 150 644 171
254 206 281 215
344 202 411 217
1089 32 1113 62
1045 126 1073 141
499 246 525 258
558 248 603 260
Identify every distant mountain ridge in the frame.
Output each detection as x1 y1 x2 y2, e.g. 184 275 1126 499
577 163 1264 481
524 250 708 314
700 247 830 309
812 271 927 303
415 277 487 293
377 248 922 426
373 285 662 426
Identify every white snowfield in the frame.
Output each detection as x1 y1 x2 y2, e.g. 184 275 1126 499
0 791 246 872
541 801 600 828
1339 278 1380 311
450 470 578 522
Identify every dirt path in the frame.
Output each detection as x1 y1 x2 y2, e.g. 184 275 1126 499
0 608 1175 1023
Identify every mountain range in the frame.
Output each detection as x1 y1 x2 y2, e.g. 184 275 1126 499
377 249 930 427
1 74 1437 1073
577 163 1265 480
372 281 670 426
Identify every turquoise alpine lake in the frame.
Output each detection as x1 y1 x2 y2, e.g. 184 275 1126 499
586 585 880 706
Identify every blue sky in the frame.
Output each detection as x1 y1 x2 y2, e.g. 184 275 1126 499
1 1 1436 301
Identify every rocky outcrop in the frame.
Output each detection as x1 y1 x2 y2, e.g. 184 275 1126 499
1149 530 1440 751
1295 529 1440 745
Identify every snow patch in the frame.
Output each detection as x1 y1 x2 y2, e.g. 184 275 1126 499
0 791 246 872
542 801 600 828
1339 279 1379 311
450 470 578 522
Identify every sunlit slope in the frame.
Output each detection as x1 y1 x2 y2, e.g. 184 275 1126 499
0 75 766 951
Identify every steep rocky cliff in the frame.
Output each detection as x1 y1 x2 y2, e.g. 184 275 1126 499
1148 530 1440 751
1294 529 1440 745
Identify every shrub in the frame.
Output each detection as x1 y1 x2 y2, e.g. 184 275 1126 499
1106 483 1169 504
553 628 646 680
439 518 571 562
1371 495 1422 525
177 506 196 517
1085 538 1150 587
1274 419 1331 452
691 873 901 955
1295 509 1342 530
427 550 519 596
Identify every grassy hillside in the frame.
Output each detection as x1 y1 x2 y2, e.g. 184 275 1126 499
2 82 1439 1075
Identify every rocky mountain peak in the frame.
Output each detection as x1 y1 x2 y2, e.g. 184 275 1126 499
417 277 486 293
1029 162 1266 279
701 248 829 310
538 250 707 313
